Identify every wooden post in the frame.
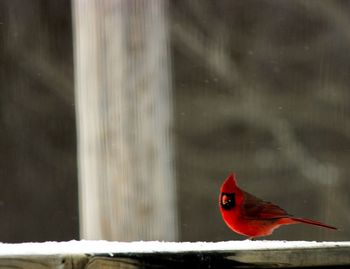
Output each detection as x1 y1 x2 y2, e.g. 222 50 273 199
72 0 177 241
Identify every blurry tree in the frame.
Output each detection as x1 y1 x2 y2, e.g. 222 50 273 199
0 0 78 242
73 0 177 241
171 0 350 241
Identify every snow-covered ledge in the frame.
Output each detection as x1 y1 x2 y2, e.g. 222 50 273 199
0 240 349 268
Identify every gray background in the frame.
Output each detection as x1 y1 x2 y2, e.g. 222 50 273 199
0 0 348 242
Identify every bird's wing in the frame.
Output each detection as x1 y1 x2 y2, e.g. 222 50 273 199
241 190 291 220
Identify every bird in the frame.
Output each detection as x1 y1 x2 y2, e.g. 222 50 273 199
219 173 337 239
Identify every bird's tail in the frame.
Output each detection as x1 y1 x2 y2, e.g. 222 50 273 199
291 217 337 230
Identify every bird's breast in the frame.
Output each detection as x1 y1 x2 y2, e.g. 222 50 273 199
221 209 281 237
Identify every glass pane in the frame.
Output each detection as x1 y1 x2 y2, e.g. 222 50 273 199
172 0 348 241
0 0 348 242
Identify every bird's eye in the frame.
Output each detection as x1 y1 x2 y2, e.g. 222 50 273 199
220 193 235 210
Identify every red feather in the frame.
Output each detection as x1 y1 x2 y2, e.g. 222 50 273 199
219 173 337 239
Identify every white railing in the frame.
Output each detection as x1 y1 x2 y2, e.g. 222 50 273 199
0 241 349 268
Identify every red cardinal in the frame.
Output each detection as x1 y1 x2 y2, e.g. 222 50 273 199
219 173 337 239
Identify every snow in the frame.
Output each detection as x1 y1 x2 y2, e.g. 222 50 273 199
0 240 348 256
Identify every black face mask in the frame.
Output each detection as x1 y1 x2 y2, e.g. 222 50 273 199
220 193 236 210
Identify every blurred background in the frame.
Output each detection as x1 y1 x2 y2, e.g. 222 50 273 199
0 0 349 243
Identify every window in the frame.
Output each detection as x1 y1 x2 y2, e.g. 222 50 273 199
0 0 347 244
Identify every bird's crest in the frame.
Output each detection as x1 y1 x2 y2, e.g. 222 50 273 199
220 173 238 193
